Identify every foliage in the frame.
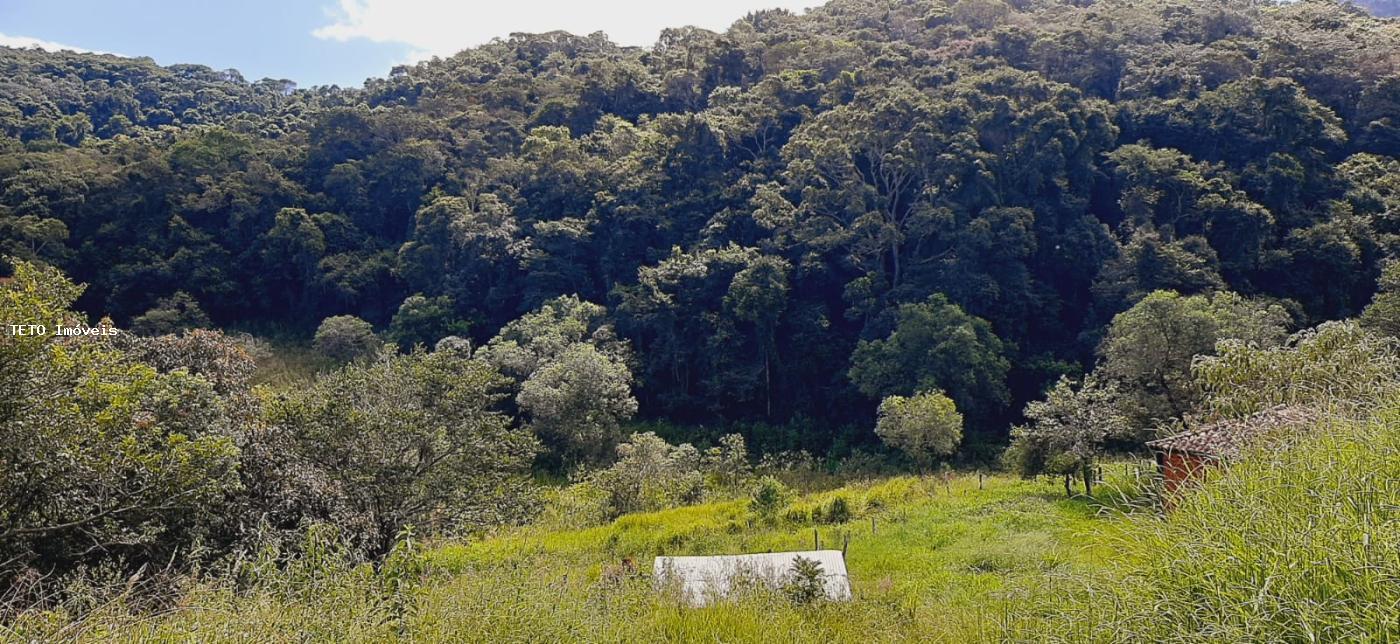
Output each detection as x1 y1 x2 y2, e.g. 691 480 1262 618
517 343 639 467
387 294 468 350
588 432 704 517
6 2 1400 632
129 291 212 336
748 476 792 519
485 295 636 467
782 556 826 605
312 315 381 362
1098 290 1291 432
1194 320 1400 418
1360 260 1400 337
480 295 628 381
702 433 752 491
818 496 852 524
256 350 539 555
0 262 241 590
874 390 963 469
5 0 1400 454
1005 375 1130 496
849 295 1009 436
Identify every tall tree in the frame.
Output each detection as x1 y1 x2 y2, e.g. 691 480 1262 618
1098 290 1291 432
849 294 1010 437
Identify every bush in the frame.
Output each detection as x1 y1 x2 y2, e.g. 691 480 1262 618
748 476 792 519
129 291 212 336
703 433 752 491
821 496 853 524
517 343 638 468
1194 320 1400 418
313 315 381 362
782 556 826 605
254 350 540 555
1 263 241 594
388 294 468 350
590 433 704 517
875 391 963 470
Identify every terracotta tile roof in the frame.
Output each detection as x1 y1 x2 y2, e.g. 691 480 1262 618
1147 406 1318 459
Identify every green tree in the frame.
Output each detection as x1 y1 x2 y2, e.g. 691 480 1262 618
388 294 468 350
0 262 240 586
259 350 538 555
256 208 326 318
517 343 638 468
481 295 627 382
314 314 381 362
724 255 791 417
398 194 521 324
1092 230 1225 314
129 291 212 336
874 390 964 471
1195 321 1400 419
748 475 791 520
1099 290 1291 433
849 294 1009 437
588 432 704 517
1104 144 1273 282
1005 375 1128 496
1361 261 1400 338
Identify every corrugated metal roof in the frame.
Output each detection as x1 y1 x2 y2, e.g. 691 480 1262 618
1147 406 1318 458
654 550 852 606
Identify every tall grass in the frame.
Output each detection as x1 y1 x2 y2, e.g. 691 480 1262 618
8 417 1390 643
4 473 1112 642
1010 406 1400 641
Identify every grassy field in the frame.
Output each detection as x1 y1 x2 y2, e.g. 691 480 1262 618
10 406 1396 642
8 470 1143 642
412 473 1129 642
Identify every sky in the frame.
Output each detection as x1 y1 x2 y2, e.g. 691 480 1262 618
0 0 819 88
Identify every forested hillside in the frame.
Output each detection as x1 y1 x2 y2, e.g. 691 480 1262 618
4 0 1400 450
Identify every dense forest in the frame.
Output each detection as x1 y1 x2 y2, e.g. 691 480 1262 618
5 0 1400 455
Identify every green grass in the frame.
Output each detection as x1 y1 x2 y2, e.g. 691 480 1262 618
6 472 1126 642
386 473 1117 643
11 406 1394 644
1009 407 1400 642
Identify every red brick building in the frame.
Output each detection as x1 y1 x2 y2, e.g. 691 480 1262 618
1148 406 1316 496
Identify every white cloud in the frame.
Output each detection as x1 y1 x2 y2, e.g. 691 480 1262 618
0 32 118 56
312 0 817 61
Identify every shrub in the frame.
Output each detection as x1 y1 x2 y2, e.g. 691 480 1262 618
782 507 810 524
704 433 752 491
748 476 792 519
875 390 963 470
783 556 826 604
1194 320 1400 418
255 350 540 555
388 294 468 350
129 291 212 336
517 343 638 468
590 433 704 517
1 262 241 593
821 496 853 524
1005 375 1130 496
313 315 381 362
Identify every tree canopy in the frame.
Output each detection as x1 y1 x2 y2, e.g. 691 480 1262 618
4 0 1400 455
